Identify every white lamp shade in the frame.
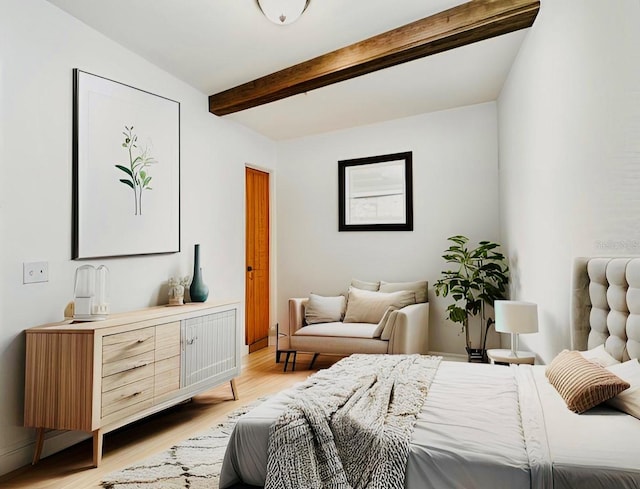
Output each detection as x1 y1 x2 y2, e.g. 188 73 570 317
257 0 310 25
495 301 538 334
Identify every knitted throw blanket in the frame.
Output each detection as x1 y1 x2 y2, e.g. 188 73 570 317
265 354 442 489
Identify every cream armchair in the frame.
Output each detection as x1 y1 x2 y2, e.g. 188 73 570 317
282 297 429 370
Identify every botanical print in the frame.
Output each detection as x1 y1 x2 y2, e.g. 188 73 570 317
74 69 179 258
115 126 157 215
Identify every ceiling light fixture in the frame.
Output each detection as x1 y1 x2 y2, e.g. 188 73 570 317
256 0 310 25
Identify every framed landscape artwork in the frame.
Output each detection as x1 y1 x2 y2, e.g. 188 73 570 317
73 69 180 259
338 151 413 232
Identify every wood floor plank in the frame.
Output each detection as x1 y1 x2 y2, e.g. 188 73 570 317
1 347 342 489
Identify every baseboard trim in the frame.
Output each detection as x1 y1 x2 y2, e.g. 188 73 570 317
0 430 89 477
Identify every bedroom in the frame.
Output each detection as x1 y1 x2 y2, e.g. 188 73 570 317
1 0 639 486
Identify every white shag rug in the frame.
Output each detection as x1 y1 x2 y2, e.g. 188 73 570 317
101 401 261 489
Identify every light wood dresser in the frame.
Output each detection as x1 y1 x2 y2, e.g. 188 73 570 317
24 300 240 467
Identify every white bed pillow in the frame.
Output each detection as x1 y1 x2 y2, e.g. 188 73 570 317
606 359 640 420
304 293 346 325
580 344 620 367
343 287 415 324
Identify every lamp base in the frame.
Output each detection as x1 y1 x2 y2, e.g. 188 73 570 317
487 349 536 365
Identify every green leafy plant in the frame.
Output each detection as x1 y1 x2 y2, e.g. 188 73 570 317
115 126 157 215
434 235 509 361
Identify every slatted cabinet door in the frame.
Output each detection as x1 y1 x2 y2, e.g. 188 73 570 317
182 308 238 388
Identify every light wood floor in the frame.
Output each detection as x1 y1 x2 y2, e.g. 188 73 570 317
1 347 341 489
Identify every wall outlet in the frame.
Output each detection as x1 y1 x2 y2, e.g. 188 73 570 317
23 262 49 284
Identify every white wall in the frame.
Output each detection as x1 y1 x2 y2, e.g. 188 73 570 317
0 0 276 475
276 102 501 354
498 0 640 363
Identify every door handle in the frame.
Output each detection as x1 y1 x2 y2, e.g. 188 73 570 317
247 266 253 271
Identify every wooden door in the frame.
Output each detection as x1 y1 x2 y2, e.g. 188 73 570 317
245 167 270 353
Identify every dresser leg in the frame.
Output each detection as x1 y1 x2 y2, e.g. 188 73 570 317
93 429 103 467
32 428 45 465
230 378 239 400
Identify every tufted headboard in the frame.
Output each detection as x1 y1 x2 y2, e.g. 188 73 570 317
571 257 640 361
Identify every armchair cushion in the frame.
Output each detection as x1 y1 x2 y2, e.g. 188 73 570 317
295 322 379 339
351 278 380 291
304 293 346 324
343 287 416 324
380 309 400 340
380 280 428 303
373 306 398 337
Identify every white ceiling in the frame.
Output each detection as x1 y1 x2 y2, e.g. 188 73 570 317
46 0 528 140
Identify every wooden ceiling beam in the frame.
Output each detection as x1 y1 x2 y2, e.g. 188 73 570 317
208 0 539 116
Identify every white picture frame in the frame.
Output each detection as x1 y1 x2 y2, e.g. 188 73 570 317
73 70 180 259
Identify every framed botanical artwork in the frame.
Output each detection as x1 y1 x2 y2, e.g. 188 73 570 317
73 69 180 259
338 151 413 231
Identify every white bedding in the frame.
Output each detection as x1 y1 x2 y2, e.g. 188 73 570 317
220 360 640 489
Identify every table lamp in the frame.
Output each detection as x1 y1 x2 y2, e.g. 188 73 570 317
494 300 538 358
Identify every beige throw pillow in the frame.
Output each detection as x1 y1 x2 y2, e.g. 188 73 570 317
372 306 398 337
350 279 380 291
380 309 400 341
343 287 416 324
380 280 428 303
546 350 630 414
304 293 346 325
606 360 640 420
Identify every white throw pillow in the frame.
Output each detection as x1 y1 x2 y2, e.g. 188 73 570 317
350 278 380 291
380 280 428 303
343 287 415 324
304 293 346 325
580 344 620 367
606 359 640 420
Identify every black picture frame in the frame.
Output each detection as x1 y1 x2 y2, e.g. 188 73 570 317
338 151 413 232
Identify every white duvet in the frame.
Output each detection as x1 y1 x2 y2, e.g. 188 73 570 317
220 361 640 489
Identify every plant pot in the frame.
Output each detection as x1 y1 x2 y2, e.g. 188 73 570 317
466 347 486 363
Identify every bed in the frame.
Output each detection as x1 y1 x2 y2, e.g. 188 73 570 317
220 257 640 488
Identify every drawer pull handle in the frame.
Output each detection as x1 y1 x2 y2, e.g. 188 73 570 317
131 391 141 397
137 338 146 343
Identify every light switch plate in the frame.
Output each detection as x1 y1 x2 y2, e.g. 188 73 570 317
23 262 49 284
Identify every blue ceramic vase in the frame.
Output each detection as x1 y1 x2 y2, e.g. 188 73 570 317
190 244 209 302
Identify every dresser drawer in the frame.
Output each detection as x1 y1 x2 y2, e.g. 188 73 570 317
154 355 180 398
102 362 154 393
155 322 180 361
102 350 154 378
103 327 155 364
101 376 154 418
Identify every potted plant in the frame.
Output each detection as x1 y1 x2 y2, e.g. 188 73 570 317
434 235 509 362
